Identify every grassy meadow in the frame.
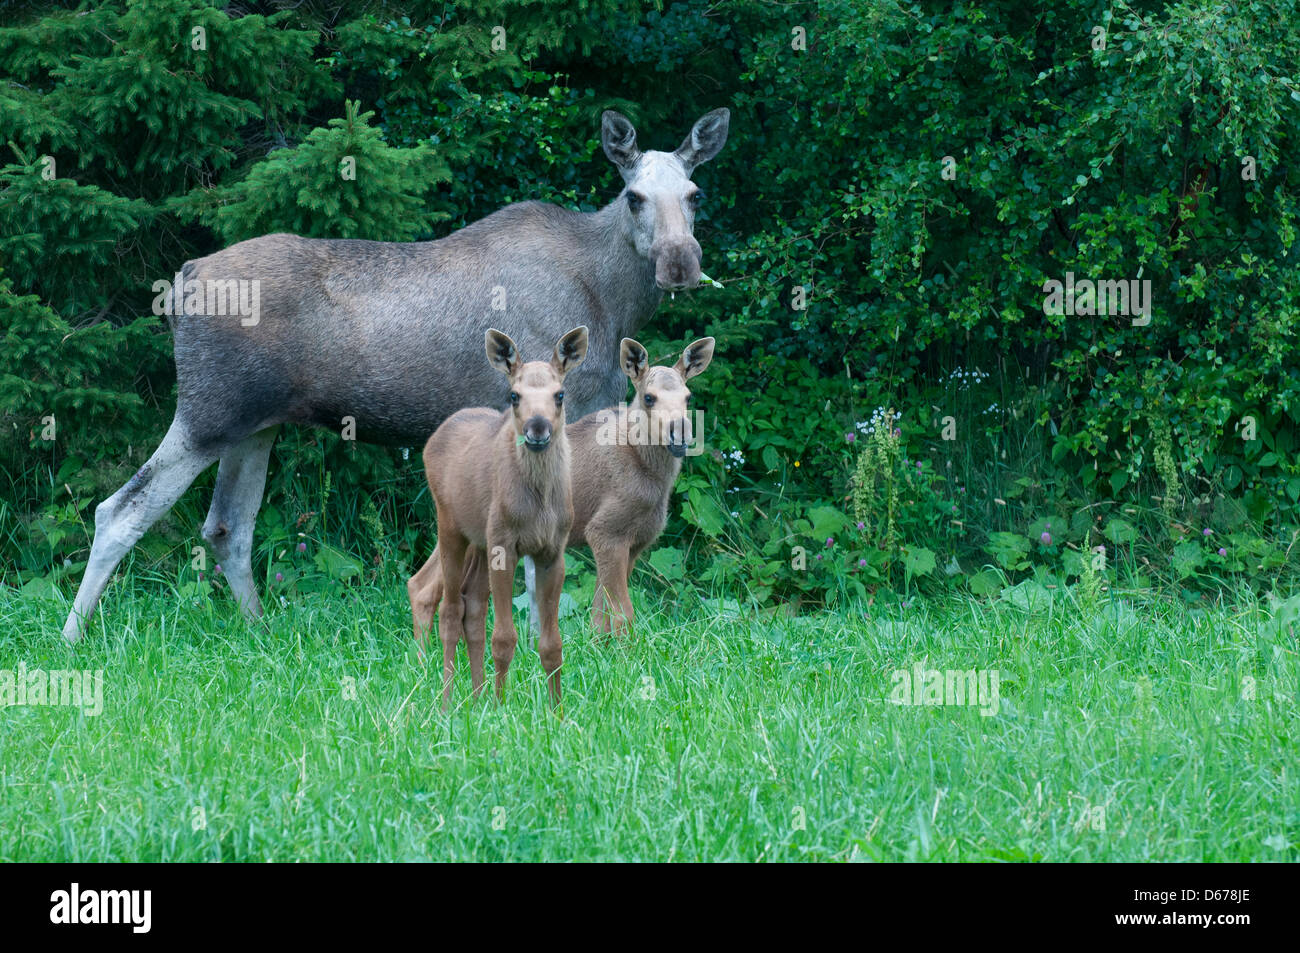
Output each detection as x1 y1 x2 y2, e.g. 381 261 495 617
1 567 1296 862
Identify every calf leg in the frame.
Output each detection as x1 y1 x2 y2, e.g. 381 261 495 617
461 547 489 700
488 542 519 701
608 549 635 637
202 426 278 621
591 541 631 637
436 526 470 712
408 544 488 661
533 554 566 705
406 546 443 658
621 546 649 635
590 549 611 635
62 419 219 642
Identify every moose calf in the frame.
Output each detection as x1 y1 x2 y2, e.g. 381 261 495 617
420 326 588 709
409 335 714 644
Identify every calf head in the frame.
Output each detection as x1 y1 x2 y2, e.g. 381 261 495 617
619 336 716 457
486 326 589 453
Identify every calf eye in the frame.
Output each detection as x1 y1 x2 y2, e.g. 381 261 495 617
626 191 645 213
555 391 565 406
644 394 656 408
689 190 704 208
509 391 520 406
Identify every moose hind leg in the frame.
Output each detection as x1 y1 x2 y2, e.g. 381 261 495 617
407 545 444 658
62 419 219 642
202 426 278 620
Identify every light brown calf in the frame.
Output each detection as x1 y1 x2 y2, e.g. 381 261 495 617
415 326 588 709
409 336 714 642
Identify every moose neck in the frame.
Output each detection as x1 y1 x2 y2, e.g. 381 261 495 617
621 412 684 486
587 201 662 338
509 425 571 496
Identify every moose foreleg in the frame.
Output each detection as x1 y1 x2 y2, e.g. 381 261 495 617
488 541 520 701
533 554 566 705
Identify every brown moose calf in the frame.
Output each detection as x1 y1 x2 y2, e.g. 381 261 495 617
419 326 588 709
409 335 714 643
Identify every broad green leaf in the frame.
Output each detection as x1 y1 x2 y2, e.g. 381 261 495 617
903 546 936 580
1104 518 1137 544
647 547 685 581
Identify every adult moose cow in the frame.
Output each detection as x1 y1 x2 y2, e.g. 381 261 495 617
62 108 729 642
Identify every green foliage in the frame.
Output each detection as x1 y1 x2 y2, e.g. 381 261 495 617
850 409 903 556
1 0 1297 606
192 100 452 243
719 0 1300 528
0 270 170 574
0 149 148 314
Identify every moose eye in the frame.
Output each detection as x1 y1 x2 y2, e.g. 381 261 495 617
555 391 564 406
626 191 645 213
689 190 703 208
644 394 656 408
509 391 520 406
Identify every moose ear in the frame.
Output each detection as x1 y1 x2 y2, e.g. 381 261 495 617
552 326 589 376
601 111 641 178
674 108 730 174
674 336 715 381
619 338 650 383
484 328 519 377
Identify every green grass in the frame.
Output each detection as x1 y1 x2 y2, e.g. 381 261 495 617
1 574 1297 861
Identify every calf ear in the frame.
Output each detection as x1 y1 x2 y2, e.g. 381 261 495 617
485 328 519 377
552 326 589 376
619 338 650 384
674 108 730 174
602 111 641 179
674 336 715 381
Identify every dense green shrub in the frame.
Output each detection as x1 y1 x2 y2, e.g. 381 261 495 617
1 0 1296 608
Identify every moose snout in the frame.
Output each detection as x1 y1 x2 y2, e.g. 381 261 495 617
652 237 703 290
523 416 553 451
667 418 691 457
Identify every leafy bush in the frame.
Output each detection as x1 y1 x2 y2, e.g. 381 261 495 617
1 0 1297 608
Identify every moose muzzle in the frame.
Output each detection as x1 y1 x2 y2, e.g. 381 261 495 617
652 236 703 291
523 417 553 451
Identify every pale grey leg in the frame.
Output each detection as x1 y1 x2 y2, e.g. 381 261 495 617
63 420 218 641
523 555 541 646
202 426 279 620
